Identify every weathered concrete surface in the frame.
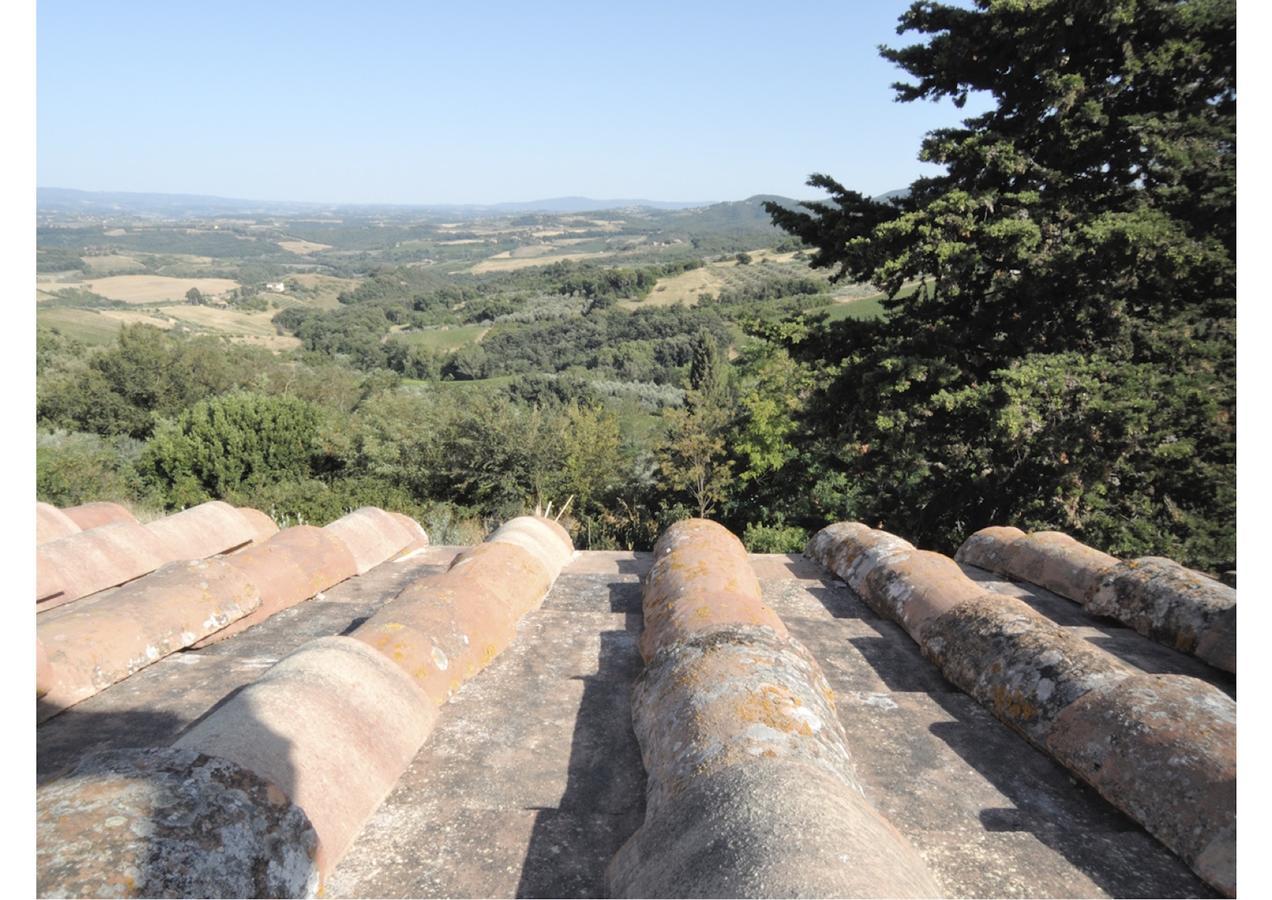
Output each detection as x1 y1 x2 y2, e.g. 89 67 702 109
37 747 319 898
809 523 1235 896
1089 557 1236 673
37 557 262 721
37 549 1221 898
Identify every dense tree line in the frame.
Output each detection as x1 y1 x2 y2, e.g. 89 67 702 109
757 0 1235 572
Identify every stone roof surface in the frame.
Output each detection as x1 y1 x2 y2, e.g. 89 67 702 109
35 507 1236 898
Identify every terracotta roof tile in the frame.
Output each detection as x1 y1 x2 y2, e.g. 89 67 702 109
143 500 262 560
324 507 425 574
192 525 359 649
37 557 262 721
610 519 939 897
958 526 1237 673
813 521 1236 896
38 515 573 893
235 506 281 543
36 502 278 611
36 521 169 608
33 514 1237 898
62 501 137 531
36 502 80 545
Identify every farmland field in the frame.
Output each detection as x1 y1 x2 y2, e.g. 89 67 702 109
278 239 332 254
471 249 612 274
636 265 728 307
36 308 129 345
37 275 240 304
397 324 489 351
81 254 145 273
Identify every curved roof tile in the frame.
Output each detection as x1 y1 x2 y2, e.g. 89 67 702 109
323 507 422 574
62 501 137 531
36 503 81 546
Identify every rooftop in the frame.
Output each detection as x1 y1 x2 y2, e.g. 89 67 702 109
36 516 1235 898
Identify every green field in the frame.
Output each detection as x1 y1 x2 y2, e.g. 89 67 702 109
397 324 489 351
402 374 519 394
37 308 126 345
815 281 924 322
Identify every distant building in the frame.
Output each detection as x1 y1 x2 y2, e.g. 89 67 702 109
265 282 287 292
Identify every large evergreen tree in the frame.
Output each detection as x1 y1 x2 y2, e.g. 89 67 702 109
765 0 1235 572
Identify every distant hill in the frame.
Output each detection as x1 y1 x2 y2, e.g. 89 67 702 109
37 187 326 217
655 194 809 234
483 197 711 213
36 187 713 218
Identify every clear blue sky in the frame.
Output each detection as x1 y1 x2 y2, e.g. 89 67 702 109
37 0 991 205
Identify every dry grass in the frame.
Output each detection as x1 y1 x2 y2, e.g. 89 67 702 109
278 239 332 255
471 249 612 274
628 265 728 308
69 275 240 304
98 304 301 350
98 309 177 328
37 308 127 345
287 274 359 309
82 255 145 273
160 304 279 336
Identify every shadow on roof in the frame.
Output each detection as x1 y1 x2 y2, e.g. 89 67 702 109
515 617 647 898
801 566 1217 898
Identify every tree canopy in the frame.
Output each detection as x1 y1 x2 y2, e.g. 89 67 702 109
763 0 1235 571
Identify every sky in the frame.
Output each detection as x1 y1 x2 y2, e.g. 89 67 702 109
36 0 992 205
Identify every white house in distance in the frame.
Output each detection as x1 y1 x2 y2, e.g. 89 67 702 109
264 282 287 292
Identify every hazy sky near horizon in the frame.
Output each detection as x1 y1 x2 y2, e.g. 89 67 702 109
38 0 992 205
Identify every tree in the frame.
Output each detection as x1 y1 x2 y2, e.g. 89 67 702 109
657 406 734 519
140 392 323 507
185 287 206 306
37 325 266 439
763 0 1235 572
687 330 727 412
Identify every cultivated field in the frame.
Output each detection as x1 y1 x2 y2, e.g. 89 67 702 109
81 255 146 273
286 274 359 309
278 239 332 255
637 265 728 307
396 324 489 351
37 275 240 304
633 250 809 308
471 249 612 274
37 308 133 345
